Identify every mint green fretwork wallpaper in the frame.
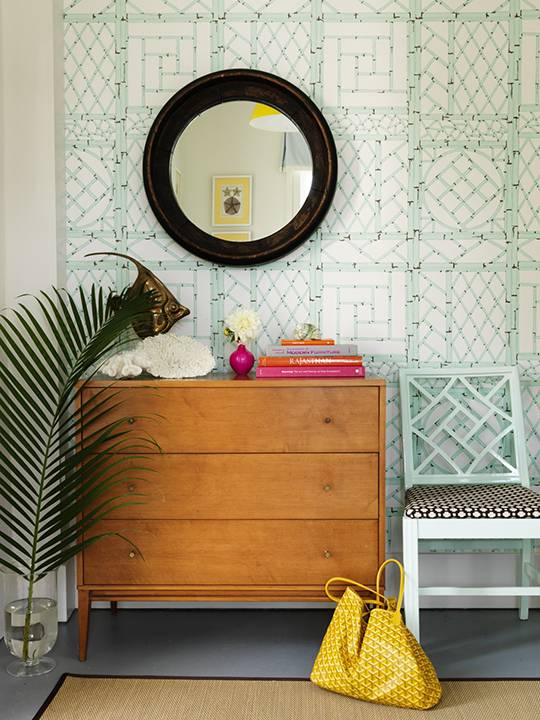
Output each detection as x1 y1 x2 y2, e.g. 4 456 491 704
63 0 540 550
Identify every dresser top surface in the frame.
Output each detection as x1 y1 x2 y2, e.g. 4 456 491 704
85 373 386 388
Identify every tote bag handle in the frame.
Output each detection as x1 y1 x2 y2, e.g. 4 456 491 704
376 558 405 619
324 577 387 606
325 559 405 620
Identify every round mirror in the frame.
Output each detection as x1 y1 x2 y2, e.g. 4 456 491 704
144 69 337 265
170 101 313 243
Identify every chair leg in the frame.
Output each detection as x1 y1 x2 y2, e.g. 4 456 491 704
519 539 532 621
403 516 420 641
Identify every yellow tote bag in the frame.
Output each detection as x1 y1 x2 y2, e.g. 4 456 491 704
310 559 442 710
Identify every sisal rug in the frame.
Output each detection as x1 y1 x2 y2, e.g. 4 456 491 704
34 675 540 720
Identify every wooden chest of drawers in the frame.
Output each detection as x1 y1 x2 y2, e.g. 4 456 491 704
77 376 386 660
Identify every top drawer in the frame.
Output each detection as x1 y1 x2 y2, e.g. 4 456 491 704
82 385 381 453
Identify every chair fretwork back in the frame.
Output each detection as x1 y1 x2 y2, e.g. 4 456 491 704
399 367 529 489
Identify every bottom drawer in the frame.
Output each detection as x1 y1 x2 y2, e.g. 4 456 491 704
83 520 379 587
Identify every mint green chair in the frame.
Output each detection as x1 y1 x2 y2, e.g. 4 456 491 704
400 366 540 641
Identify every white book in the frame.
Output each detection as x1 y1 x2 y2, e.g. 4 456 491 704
265 344 358 357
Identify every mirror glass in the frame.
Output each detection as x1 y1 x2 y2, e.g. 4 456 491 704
170 101 313 242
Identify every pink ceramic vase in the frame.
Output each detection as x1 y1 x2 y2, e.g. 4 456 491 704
229 343 255 375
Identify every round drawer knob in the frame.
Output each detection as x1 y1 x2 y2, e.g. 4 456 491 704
127 484 136 493
323 484 332 492
323 550 332 559
127 417 135 425
323 417 332 424
128 550 136 559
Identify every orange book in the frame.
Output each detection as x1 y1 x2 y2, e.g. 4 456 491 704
259 356 363 367
280 339 335 346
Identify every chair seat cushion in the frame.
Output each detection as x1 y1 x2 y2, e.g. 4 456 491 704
404 483 540 519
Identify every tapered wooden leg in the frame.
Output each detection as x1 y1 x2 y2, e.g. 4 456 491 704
78 589 91 662
111 601 118 614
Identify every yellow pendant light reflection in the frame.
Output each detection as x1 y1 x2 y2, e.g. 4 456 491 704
249 103 299 132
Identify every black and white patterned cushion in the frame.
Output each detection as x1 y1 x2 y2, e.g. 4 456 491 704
405 483 540 519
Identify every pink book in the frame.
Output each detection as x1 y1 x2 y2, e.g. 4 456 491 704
255 366 366 379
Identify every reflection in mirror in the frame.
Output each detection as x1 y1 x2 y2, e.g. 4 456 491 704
170 101 313 242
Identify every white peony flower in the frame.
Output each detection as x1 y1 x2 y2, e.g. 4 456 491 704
224 307 262 345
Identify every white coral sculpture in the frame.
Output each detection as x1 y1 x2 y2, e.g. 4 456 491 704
101 335 215 379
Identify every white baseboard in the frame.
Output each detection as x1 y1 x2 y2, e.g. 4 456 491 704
0 585 4 639
56 560 77 622
69 553 540 614
91 601 336 609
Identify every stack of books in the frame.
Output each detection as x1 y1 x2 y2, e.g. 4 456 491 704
255 339 364 379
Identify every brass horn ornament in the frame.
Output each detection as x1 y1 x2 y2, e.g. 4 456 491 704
86 252 190 338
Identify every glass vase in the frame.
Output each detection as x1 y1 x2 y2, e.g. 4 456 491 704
3 572 58 677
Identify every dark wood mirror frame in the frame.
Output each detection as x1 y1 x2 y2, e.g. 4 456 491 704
143 69 337 266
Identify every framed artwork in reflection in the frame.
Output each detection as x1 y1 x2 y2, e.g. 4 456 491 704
212 175 252 226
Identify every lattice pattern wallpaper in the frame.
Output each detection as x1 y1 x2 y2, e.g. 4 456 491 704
64 0 540 551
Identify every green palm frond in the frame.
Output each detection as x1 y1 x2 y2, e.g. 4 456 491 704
0 284 159 590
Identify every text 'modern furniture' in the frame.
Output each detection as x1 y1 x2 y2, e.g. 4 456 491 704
400 366 540 641
77 376 386 660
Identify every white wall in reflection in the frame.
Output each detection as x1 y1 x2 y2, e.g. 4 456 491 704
171 101 312 242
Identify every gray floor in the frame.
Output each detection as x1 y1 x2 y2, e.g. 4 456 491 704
1 608 539 720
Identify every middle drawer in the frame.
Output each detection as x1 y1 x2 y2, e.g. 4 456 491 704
96 453 379 520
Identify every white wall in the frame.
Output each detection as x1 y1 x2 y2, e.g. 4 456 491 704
0 0 66 636
0 0 65 305
0 5 4 310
